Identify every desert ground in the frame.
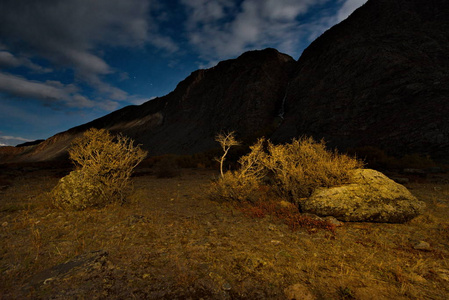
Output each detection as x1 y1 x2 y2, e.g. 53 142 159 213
1 163 448 299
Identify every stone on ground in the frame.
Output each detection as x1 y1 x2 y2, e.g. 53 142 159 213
301 169 425 223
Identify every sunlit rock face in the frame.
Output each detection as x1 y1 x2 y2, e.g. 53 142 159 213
273 0 449 160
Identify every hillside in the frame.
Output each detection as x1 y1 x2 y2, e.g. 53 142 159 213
1 0 448 163
273 0 449 160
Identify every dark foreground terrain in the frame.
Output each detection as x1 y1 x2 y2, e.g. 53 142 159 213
0 164 448 299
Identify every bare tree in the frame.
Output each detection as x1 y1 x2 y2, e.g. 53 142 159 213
215 131 240 177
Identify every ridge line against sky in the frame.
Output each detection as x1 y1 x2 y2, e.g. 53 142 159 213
0 0 366 146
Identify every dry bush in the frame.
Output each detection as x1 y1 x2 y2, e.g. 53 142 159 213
210 136 363 206
51 128 147 210
215 131 240 176
263 137 364 201
209 139 266 202
209 170 261 203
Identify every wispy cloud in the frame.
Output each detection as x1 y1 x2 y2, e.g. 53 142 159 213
0 72 101 109
0 0 172 109
337 0 368 22
0 0 155 76
0 134 32 146
181 0 331 61
0 135 31 142
0 50 52 73
181 0 367 64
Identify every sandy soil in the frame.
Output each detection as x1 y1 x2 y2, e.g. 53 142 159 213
0 165 448 299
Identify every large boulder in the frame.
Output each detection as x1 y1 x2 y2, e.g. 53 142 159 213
301 169 425 223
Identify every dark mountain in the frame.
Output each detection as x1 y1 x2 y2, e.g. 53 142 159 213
273 0 449 160
1 0 448 164
0 49 295 162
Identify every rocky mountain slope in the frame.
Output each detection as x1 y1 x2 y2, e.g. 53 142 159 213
0 49 295 162
273 0 449 160
1 0 448 163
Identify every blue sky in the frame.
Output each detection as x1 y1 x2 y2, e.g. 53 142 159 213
0 0 366 146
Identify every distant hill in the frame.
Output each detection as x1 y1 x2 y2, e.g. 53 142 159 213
16 140 45 147
1 0 448 164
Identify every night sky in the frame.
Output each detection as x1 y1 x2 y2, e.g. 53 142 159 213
0 0 366 146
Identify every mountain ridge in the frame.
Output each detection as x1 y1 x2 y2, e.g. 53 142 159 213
1 0 448 164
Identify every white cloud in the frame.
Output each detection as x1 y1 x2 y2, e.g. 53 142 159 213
0 0 170 108
182 0 234 28
128 96 153 105
182 0 368 63
0 51 22 67
0 72 101 109
96 100 120 111
337 0 368 22
182 0 331 61
0 135 31 142
0 51 52 73
0 135 32 146
0 1 155 80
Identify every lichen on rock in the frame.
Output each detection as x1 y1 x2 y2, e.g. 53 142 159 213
301 169 426 223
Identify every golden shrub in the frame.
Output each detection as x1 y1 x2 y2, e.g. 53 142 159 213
263 137 364 201
209 136 363 206
209 170 261 203
51 128 147 210
209 139 267 203
215 131 240 177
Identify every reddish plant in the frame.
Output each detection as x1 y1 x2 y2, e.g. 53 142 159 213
239 199 336 234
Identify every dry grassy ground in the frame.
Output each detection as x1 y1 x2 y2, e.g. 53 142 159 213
0 165 448 299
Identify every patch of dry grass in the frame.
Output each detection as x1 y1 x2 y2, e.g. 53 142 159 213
0 166 448 299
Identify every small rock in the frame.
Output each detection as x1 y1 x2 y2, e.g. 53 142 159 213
413 241 431 251
284 283 316 300
301 213 323 221
323 216 343 227
271 240 282 245
43 277 55 285
409 273 427 283
222 282 232 291
23 250 109 291
279 200 294 208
